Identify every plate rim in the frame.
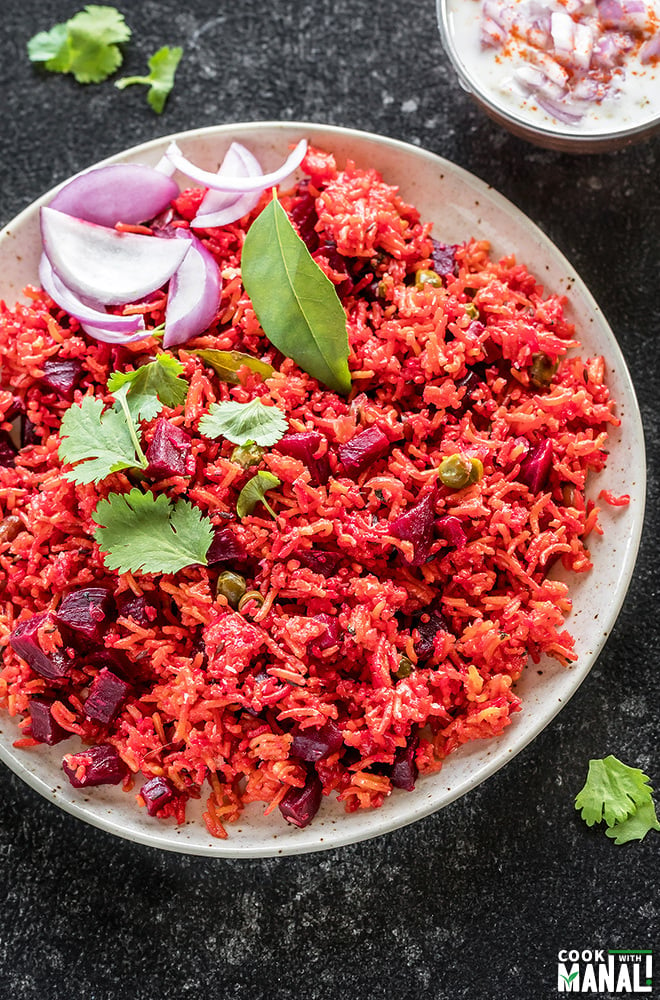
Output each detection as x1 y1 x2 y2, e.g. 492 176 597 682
0 120 646 857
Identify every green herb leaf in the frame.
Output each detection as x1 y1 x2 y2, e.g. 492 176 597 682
115 45 182 113
605 798 660 845
28 5 131 84
236 471 281 519
92 488 213 574
58 395 146 483
241 196 351 395
194 349 274 385
199 398 287 447
575 756 655 828
107 354 188 422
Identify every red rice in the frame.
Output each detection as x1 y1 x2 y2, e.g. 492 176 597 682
0 145 623 835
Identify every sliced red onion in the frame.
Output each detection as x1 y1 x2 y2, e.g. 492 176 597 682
163 231 222 348
192 142 264 229
165 139 307 194
640 29 660 62
39 254 147 341
49 164 179 227
41 206 189 306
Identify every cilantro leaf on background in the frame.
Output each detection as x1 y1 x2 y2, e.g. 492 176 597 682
58 395 145 483
605 799 660 845
199 398 287 447
107 355 189 422
575 756 656 828
92 489 213 574
236 471 281 519
115 45 183 113
27 6 131 84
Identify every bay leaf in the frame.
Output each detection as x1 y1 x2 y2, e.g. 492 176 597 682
194 349 274 384
241 197 351 395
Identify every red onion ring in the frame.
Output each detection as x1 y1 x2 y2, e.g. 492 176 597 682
165 139 307 193
192 142 264 229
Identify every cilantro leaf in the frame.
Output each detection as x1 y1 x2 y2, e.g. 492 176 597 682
605 799 660 845
92 488 213 574
199 398 287 447
115 45 183 113
27 6 131 84
575 756 655 828
236 471 281 519
58 395 146 484
107 355 189 422
27 23 69 62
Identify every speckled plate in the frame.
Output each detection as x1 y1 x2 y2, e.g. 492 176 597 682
0 122 645 856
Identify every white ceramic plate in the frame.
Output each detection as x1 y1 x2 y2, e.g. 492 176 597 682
0 122 645 856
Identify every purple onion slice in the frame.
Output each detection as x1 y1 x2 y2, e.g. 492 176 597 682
40 206 189 306
165 139 307 194
192 143 264 229
163 231 222 348
48 163 179 227
39 254 147 342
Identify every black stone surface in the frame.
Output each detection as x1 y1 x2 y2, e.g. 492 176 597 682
0 2 658 998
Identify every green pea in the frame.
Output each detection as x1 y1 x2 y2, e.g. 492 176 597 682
231 442 264 469
439 454 483 489
415 268 443 288
216 571 246 609
465 303 479 320
396 656 414 679
530 352 558 388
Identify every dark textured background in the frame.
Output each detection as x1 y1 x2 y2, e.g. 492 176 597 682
0 2 658 998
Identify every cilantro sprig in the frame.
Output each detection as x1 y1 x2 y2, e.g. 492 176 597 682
115 45 182 114
27 5 131 84
58 355 189 484
199 398 288 447
575 756 660 845
92 488 213 574
27 7 182 112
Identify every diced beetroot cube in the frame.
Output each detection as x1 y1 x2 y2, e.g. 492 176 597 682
115 591 157 627
0 430 17 468
84 668 131 724
55 587 114 644
291 719 343 762
296 548 341 577
84 648 133 679
62 744 126 787
279 768 323 828
339 425 390 476
28 698 69 746
435 515 467 550
275 432 330 486
21 415 40 448
519 440 553 493
40 358 83 399
146 417 191 478
9 612 71 680
308 613 341 657
390 730 420 791
140 776 175 816
206 526 248 566
431 239 459 279
390 490 437 566
289 181 319 252
413 609 451 661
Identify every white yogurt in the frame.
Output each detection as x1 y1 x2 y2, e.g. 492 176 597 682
444 0 660 137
